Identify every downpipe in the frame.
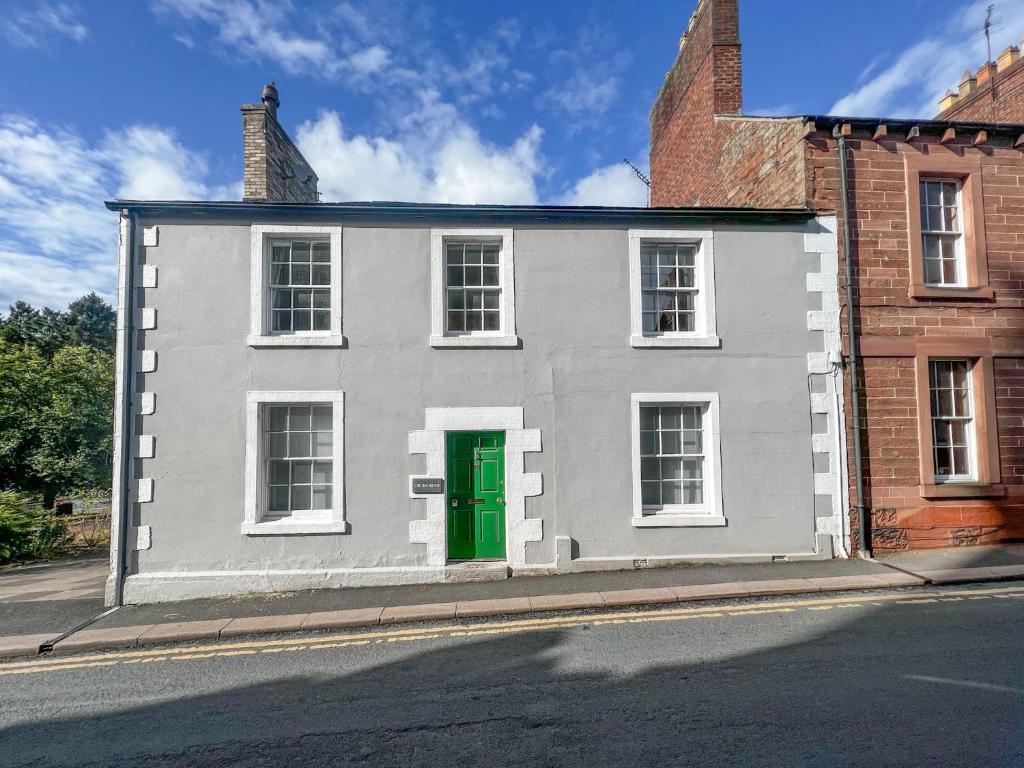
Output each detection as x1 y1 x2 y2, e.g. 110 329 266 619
834 128 871 557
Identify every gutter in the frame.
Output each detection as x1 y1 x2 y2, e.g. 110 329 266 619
834 128 870 557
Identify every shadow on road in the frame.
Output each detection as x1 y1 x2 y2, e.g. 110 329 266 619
3 584 1024 767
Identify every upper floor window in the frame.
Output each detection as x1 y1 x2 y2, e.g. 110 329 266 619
920 179 965 287
270 240 332 332
249 224 345 347
929 359 975 482
904 154 992 300
628 230 719 348
430 228 519 348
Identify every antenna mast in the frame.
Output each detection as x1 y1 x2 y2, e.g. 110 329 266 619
984 3 996 121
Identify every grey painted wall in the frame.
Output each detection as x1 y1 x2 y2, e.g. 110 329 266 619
124 213 832 599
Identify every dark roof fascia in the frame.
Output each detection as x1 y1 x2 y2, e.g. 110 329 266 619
104 200 815 225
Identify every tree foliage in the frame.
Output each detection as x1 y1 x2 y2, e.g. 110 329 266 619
0 295 116 500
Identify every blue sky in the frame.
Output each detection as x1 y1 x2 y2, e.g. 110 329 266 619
1 0 1022 309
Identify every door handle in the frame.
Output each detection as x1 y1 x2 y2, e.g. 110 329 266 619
451 499 458 507
497 497 503 504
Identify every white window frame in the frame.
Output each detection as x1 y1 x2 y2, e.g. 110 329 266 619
243 390 348 535
430 228 519 348
248 224 345 347
628 229 719 348
630 392 725 527
920 178 967 288
928 359 978 484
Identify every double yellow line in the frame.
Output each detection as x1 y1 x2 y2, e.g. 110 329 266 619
3 584 1022 677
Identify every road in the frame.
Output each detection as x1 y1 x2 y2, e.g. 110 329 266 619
2 583 1023 767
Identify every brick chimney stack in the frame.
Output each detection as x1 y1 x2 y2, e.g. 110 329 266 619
241 82 319 203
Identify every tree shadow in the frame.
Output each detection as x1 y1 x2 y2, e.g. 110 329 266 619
3 586 1024 767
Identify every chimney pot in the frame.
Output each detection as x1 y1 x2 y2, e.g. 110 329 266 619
939 90 960 112
261 82 280 119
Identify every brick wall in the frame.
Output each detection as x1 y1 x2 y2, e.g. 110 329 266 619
935 47 1024 123
650 0 810 208
806 131 1024 551
241 104 319 204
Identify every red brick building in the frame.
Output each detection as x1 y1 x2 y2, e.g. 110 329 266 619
651 0 1024 552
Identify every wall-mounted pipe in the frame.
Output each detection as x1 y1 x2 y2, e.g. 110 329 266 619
834 129 870 556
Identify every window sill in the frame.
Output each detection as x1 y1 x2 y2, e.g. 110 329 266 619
631 514 727 528
248 334 347 348
919 483 1005 500
241 519 351 535
430 334 521 349
630 334 721 349
910 284 994 300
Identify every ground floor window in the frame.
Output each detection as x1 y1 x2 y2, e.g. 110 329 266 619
630 393 725 527
243 391 348 535
928 359 975 482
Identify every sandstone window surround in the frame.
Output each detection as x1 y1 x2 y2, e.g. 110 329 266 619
248 224 346 347
913 337 1002 500
904 154 993 300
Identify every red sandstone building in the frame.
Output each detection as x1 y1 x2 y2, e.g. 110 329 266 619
650 0 1024 552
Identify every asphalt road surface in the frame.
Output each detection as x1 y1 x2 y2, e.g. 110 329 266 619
2 583 1023 767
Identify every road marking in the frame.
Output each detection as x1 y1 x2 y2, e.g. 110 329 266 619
2 584 1022 678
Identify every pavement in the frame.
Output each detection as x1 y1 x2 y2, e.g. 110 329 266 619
2 581 1023 766
2 543 1024 659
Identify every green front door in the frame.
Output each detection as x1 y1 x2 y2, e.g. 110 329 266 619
446 431 506 560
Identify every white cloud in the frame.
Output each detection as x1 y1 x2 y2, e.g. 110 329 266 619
561 163 648 207
830 0 1024 118
3 2 87 49
155 0 391 81
297 106 543 205
0 115 229 310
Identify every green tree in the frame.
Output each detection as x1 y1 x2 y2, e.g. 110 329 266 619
0 340 47 491
0 301 45 347
30 345 115 498
65 293 116 354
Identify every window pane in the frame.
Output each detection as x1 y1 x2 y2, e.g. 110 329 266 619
446 243 462 265
483 291 500 309
482 246 499 265
448 311 465 332
483 311 500 331
289 406 311 430
291 264 310 285
268 486 289 513
312 485 332 510
640 407 658 431
640 431 657 455
288 432 311 458
640 457 660 481
923 254 942 285
640 246 656 268
683 482 703 505
268 460 289 485
447 266 463 287
293 311 312 331
661 430 681 455
294 289 312 309
641 267 657 289
313 310 330 331
447 289 464 310
271 264 289 285
642 313 657 333
662 481 682 505
291 485 311 511
642 482 660 506
466 312 482 331
267 432 287 458
311 406 332 431
468 290 483 310
465 265 481 286
483 266 499 285
313 431 332 457
464 243 482 263
313 289 331 309
267 406 288 431
312 461 332 484
661 408 681 430
273 311 291 332
291 242 311 262
292 461 312 484
312 264 331 285
311 242 330 262
660 457 681 479
682 459 703 480
271 243 290 262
